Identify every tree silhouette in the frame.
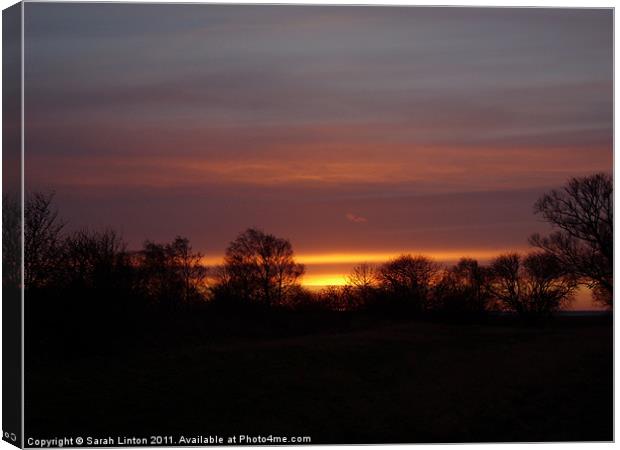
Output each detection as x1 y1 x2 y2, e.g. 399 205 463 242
218 228 305 307
376 255 440 312
25 192 65 289
346 263 378 308
347 263 377 290
167 236 208 307
62 228 128 290
529 173 612 308
314 285 360 311
59 228 139 321
489 252 577 318
138 236 207 310
432 258 491 315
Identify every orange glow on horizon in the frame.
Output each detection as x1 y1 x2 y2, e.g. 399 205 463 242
293 249 518 265
200 249 518 267
200 248 530 287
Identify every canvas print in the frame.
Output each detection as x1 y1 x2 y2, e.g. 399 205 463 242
2 2 613 447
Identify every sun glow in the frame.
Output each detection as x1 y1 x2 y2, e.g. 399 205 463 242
200 248 525 288
302 274 348 287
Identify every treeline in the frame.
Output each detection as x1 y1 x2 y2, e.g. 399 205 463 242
5 192 208 313
3 172 612 324
311 253 576 318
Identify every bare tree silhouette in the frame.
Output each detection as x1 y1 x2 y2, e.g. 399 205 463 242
63 228 128 290
138 237 207 310
432 258 491 315
167 236 208 308
217 228 305 307
25 192 65 289
139 240 176 307
347 263 377 290
376 255 440 312
346 263 378 308
529 173 613 308
489 252 577 318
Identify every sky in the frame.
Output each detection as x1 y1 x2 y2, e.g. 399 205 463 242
23 4 612 306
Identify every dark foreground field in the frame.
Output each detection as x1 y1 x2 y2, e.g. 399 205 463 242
26 314 612 444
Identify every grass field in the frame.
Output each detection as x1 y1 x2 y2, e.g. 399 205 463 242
26 314 612 444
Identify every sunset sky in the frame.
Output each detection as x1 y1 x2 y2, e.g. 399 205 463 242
23 5 612 305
